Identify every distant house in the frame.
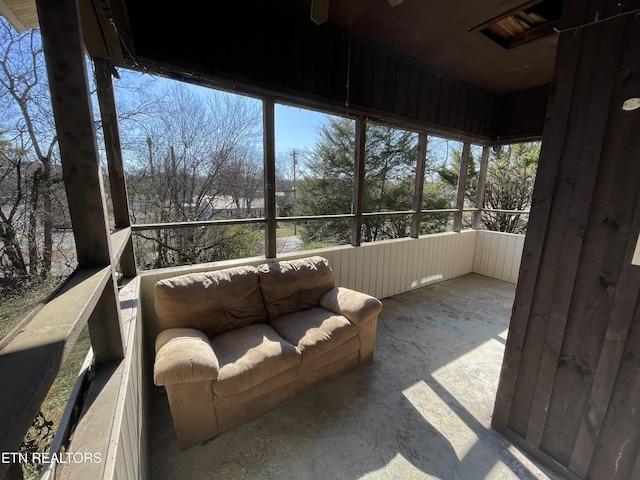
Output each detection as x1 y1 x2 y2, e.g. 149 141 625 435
184 195 264 219
185 193 291 220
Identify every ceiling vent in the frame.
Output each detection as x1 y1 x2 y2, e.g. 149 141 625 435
470 0 563 49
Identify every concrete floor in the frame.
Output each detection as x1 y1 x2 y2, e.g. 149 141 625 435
149 274 565 480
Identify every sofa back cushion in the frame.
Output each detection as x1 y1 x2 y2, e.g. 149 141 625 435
154 265 267 338
257 256 335 320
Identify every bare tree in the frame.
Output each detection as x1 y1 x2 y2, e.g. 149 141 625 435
0 19 68 284
219 148 263 216
0 137 29 279
122 81 264 267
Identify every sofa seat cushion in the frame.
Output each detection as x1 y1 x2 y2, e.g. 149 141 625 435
271 307 358 362
210 323 301 397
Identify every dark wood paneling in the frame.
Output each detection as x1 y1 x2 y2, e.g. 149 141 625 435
493 1 640 479
124 0 498 140
417 71 431 122
493 84 550 141
539 15 632 464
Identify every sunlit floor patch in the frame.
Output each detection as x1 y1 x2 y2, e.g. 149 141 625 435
403 380 479 461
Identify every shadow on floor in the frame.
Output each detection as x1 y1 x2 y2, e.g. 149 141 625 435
149 274 564 480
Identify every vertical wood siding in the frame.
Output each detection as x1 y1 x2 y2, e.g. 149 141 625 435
492 3 640 479
493 85 550 142
473 230 524 283
319 231 477 298
112 282 148 480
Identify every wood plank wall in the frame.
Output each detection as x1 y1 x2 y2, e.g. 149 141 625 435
492 2 640 479
125 1 496 141
493 85 550 142
111 280 148 480
473 230 524 283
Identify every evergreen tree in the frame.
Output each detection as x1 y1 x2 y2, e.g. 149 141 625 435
437 142 539 233
298 118 451 246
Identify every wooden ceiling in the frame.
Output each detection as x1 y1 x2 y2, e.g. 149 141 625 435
262 0 559 94
0 0 559 94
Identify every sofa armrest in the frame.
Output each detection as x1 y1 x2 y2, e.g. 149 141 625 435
320 287 383 326
154 327 220 386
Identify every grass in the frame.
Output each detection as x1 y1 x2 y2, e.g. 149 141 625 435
276 223 305 238
0 292 46 341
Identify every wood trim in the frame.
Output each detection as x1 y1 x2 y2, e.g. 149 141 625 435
110 228 131 264
472 146 490 229
131 218 266 231
411 133 428 238
491 420 584 480
453 142 471 232
263 97 277 258
94 58 131 230
351 117 366 246
111 227 136 279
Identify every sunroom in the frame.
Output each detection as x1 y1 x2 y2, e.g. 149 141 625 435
1 1 639 480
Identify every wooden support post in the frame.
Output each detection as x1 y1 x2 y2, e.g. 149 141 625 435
263 97 277 258
88 273 125 363
351 117 366 247
410 132 427 238
453 142 470 232
36 0 112 267
94 58 137 278
94 58 130 229
472 145 489 229
35 0 124 361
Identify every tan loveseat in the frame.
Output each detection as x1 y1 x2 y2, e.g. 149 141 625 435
153 256 383 450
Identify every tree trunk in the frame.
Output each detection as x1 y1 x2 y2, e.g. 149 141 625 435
0 223 29 278
41 161 52 279
27 167 41 277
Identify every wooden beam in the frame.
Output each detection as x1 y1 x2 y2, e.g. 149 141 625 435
453 142 470 232
472 145 489 229
93 58 131 230
35 0 125 372
110 227 135 278
94 59 137 278
351 117 366 246
88 274 125 363
36 0 113 268
263 97 277 258
78 0 124 63
0 267 111 475
410 132 427 238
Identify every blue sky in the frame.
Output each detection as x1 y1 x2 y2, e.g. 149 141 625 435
113 68 466 169
114 69 333 156
275 105 332 153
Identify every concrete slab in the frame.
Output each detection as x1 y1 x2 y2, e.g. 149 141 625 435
149 273 564 480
